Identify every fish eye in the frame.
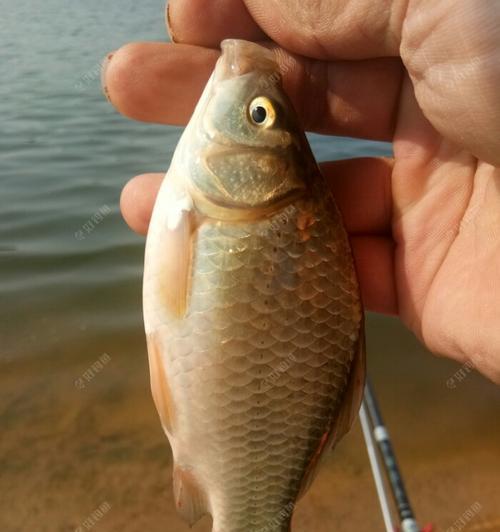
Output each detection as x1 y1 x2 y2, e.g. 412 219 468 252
248 97 276 127
251 105 267 124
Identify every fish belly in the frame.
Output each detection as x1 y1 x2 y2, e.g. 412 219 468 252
144 199 362 532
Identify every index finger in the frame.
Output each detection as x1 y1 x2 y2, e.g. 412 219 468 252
167 0 405 59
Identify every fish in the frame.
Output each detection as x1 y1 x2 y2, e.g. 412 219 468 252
143 39 365 532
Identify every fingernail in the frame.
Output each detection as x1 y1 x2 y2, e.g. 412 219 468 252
101 51 115 103
166 4 177 43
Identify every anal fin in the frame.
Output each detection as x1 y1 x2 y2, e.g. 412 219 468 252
173 465 209 526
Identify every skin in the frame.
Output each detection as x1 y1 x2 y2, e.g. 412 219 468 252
102 0 500 382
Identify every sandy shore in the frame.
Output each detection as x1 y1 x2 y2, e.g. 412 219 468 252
1 315 499 532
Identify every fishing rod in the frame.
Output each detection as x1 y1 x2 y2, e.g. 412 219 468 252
361 379 433 532
359 401 396 531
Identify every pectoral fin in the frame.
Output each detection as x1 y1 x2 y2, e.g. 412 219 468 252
160 208 195 318
147 175 196 320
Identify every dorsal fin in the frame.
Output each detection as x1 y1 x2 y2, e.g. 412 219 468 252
297 328 366 499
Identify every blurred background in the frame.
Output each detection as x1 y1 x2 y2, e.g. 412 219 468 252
1 0 499 531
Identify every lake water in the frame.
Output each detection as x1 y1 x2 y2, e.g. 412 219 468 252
1 1 499 531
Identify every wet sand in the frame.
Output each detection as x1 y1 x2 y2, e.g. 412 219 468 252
1 314 499 532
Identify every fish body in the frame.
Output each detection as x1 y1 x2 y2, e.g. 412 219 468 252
143 40 365 532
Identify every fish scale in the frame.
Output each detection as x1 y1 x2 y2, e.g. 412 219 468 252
146 197 361 531
143 39 364 532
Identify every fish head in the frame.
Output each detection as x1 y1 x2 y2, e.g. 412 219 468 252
182 39 315 213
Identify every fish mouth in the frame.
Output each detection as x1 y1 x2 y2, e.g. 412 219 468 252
215 39 279 81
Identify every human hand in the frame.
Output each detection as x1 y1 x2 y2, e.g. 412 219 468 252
102 0 500 382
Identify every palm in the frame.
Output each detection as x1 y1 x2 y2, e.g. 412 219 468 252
392 83 499 380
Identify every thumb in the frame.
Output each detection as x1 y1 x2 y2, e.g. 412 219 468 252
401 0 500 165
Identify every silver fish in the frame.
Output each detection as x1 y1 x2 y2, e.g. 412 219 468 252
143 39 365 532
